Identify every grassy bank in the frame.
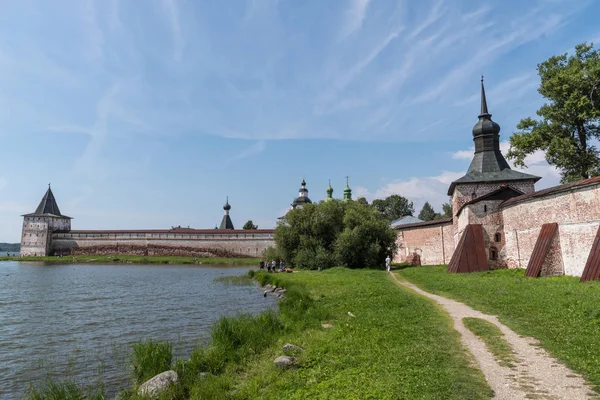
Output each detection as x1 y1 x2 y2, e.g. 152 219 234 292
29 268 492 399
397 266 600 391
0 254 260 266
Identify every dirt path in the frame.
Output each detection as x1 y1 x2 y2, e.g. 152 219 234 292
390 273 597 400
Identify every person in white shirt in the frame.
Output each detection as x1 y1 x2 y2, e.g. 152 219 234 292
385 255 391 272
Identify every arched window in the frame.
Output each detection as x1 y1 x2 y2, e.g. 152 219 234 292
489 247 498 260
494 233 501 242
484 205 487 213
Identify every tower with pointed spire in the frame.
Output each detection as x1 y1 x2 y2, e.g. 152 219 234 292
448 77 540 218
343 176 352 201
325 180 334 201
20 185 72 256
219 197 235 230
291 178 312 209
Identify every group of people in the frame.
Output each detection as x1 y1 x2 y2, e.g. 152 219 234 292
259 259 288 273
259 256 392 272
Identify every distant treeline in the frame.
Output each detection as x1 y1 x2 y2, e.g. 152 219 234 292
0 243 20 252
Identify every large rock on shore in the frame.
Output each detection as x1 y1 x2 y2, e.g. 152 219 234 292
274 355 296 368
283 343 303 353
138 370 178 398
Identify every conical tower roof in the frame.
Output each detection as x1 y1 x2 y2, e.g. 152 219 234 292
23 185 72 218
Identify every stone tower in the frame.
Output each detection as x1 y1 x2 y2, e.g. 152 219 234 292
448 78 540 220
20 185 72 256
219 197 234 230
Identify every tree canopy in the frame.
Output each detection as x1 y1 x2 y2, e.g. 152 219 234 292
418 202 436 221
242 220 258 230
371 194 414 222
507 42 600 182
274 200 397 270
441 202 452 218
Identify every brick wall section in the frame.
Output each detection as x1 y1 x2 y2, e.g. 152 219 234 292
394 221 454 265
50 231 275 258
502 183 600 276
452 182 535 240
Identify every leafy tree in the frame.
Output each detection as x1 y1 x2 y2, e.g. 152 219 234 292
371 194 414 222
274 200 396 270
242 220 258 230
356 197 369 205
507 42 600 182
442 202 452 217
418 202 436 221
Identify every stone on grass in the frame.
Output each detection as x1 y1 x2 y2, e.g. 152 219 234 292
274 355 296 368
347 312 356 318
321 323 333 329
283 343 303 353
138 370 178 398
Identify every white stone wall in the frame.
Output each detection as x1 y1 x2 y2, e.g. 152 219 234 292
501 183 600 276
51 231 276 258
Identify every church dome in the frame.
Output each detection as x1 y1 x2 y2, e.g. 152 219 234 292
472 116 500 137
472 77 500 137
223 198 231 211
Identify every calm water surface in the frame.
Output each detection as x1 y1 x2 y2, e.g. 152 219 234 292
0 262 275 398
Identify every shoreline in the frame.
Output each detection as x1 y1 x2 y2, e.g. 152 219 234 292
0 254 261 266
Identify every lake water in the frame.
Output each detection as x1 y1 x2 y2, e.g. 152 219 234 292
0 262 275 399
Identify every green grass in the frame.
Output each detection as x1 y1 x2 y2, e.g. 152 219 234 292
230 269 492 399
131 340 173 384
463 317 518 368
0 254 260 265
26 379 105 400
28 269 493 399
397 266 600 391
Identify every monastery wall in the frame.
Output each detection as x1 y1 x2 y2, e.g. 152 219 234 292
394 221 454 265
50 231 276 258
501 183 600 276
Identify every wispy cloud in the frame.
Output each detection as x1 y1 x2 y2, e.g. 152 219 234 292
161 0 185 61
338 0 370 41
229 140 267 162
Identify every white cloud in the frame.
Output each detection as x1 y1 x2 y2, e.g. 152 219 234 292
359 170 460 213
338 0 370 41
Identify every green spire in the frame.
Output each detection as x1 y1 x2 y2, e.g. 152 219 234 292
343 176 352 201
325 179 334 201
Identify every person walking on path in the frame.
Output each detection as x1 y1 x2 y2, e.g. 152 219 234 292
385 255 391 272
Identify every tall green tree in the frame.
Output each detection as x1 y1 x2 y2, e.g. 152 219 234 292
356 197 369 205
418 202 436 221
242 220 258 230
507 42 600 182
371 194 414 222
275 200 396 270
441 202 453 218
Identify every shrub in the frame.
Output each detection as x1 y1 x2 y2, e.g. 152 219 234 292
26 379 105 400
275 200 396 269
131 340 173 385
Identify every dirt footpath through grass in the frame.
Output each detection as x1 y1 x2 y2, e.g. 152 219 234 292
390 272 597 400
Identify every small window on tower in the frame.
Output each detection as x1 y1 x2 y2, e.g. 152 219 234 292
494 233 501 242
484 205 487 213
489 247 498 260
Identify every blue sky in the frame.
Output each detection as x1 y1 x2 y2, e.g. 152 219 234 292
1 0 599 242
